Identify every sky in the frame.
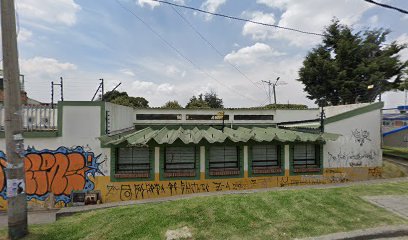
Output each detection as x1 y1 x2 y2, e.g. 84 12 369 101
2 0 408 108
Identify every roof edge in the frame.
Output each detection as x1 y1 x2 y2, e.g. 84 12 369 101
325 102 384 125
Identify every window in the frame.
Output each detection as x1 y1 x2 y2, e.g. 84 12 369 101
115 147 151 178
292 144 321 173
209 146 240 176
164 146 197 177
252 145 282 174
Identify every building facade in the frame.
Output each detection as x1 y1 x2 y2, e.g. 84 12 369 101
0 101 383 209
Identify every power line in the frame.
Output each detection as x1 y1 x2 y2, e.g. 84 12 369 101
114 0 262 104
151 0 325 37
364 0 408 14
170 6 262 91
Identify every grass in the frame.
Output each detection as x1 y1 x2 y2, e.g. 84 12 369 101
383 146 408 159
1 181 407 240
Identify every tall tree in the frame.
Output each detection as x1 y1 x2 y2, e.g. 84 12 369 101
103 90 149 108
185 94 210 109
162 100 183 109
204 90 224 108
298 20 407 105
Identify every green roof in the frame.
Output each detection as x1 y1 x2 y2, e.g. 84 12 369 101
100 126 340 146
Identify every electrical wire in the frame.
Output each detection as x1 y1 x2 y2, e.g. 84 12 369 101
170 6 262 91
114 0 262 104
151 0 325 37
364 0 408 14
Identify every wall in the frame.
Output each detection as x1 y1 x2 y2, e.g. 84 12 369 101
0 102 383 210
324 110 382 168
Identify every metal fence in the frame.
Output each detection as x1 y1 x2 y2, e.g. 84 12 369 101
0 105 58 131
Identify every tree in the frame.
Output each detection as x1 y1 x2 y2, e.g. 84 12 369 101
162 100 183 109
185 94 210 109
204 90 224 108
186 91 223 109
103 90 149 108
298 19 407 105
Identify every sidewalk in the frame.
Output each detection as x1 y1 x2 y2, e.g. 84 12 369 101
0 209 58 228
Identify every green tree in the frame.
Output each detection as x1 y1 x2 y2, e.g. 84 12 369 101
298 20 407 105
185 94 210 109
162 100 183 109
204 90 224 108
103 90 149 108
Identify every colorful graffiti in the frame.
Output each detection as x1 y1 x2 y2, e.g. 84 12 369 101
0 146 104 204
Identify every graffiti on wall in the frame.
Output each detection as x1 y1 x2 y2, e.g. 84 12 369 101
351 129 371 146
0 146 104 204
327 149 378 168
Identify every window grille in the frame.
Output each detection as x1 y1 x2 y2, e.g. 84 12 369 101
115 147 151 178
209 146 240 176
164 146 197 177
252 145 282 174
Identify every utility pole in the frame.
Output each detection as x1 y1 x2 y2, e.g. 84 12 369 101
1 0 28 238
50 77 63 108
262 77 284 106
100 78 104 101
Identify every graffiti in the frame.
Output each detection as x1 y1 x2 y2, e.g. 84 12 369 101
351 129 371 146
0 146 104 204
327 149 378 167
368 167 382 177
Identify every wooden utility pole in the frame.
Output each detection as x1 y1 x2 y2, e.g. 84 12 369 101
1 0 28 239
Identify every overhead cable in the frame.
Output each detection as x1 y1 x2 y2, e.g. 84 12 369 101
151 0 325 37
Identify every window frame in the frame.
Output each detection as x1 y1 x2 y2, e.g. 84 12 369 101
290 143 322 175
162 146 198 178
249 144 284 176
112 146 154 181
207 145 243 177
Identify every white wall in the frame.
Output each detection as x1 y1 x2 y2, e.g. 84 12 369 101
324 110 382 168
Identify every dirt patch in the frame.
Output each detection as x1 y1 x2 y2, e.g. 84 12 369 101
165 226 193 240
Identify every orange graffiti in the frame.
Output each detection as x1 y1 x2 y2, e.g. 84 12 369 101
0 152 91 197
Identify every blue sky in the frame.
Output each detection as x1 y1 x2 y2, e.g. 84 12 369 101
6 0 408 108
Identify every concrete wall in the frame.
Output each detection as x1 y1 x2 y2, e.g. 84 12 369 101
0 102 383 210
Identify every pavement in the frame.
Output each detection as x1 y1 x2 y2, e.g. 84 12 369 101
0 209 58 228
299 225 408 240
363 195 408 220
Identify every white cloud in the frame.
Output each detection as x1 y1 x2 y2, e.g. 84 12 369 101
224 43 285 65
242 11 276 40
165 65 186 78
17 28 33 42
368 15 379 25
136 0 185 9
21 57 77 75
201 0 227 21
130 80 175 96
136 0 160 9
120 69 136 77
255 0 372 47
395 33 408 62
17 0 81 26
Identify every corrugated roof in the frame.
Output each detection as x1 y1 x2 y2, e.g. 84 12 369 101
100 126 340 146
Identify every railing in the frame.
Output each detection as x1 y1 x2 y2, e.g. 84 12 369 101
0 105 58 131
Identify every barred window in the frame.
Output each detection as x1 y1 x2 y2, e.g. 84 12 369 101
252 145 282 174
209 146 240 176
292 144 320 173
164 146 197 177
115 147 151 178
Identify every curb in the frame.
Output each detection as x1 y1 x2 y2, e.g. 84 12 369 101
298 225 408 240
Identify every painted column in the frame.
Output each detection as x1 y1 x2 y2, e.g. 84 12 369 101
200 146 205 179
284 145 290 176
244 145 248 178
155 147 160 181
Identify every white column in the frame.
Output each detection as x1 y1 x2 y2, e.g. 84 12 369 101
155 147 160 175
285 145 290 172
200 146 205 173
244 145 248 172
